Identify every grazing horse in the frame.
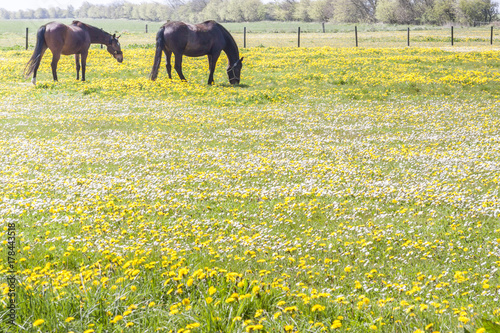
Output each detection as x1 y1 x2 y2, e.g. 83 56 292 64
24 21 123 84
150 20 243 85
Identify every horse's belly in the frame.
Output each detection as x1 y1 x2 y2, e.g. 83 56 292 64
184 50 208 57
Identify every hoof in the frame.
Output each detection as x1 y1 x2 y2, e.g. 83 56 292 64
31 78 36 85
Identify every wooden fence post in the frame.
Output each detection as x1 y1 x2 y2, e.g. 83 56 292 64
26 28 29 50
322 22 325 33
451 26 454 46
355 26 358 47
298 27 301 47
491 26 494 45
244 27 246 48
146 24 148 33
407 27 410 47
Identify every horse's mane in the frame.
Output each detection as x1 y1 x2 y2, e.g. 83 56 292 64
71 20 85 27
212 21 239 57
71 20 107 34
71 20 112 43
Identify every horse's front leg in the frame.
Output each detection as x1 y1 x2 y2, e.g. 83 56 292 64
165 51 172 79
173 53 186 82
75 54 81 80
81 52 88 82
207 53 220 85
51 53 61 81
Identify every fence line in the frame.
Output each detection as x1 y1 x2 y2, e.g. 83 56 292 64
238 25 495 48
23 25 496 50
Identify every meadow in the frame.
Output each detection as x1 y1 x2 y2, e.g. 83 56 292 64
0 20 500 333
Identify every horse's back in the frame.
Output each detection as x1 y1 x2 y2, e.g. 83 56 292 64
43 21 90 55
161 21 224 57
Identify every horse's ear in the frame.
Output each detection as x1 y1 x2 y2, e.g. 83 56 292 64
240 57 244 62
117 34 121 39
113 33 116 39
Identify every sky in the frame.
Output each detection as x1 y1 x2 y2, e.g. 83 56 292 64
0 0 157 12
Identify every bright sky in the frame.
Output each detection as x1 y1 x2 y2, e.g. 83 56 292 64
0 0 157 12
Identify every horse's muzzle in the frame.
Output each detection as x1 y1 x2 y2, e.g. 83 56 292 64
115 54 123 63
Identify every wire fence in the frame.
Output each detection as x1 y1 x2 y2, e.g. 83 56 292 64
3 23 499 50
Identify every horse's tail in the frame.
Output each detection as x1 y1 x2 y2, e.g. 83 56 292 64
24 25 47 79
149 26 165 81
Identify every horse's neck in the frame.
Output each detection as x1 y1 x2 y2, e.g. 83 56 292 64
87 26 110 45
222 31 239 65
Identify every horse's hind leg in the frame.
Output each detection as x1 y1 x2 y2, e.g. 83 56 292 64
75 54 80 80
173 53 186 82
51 53 61 82
81 51 88 81
31 47 47 85
165 51 172 79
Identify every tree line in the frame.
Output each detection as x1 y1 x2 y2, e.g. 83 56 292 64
0 0 498 25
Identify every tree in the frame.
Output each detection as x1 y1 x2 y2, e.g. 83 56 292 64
34 8 49 19
0 8 10 19
271 0 297 21
240 0 266 21
333 0 368 22
350 0 378 22
375 0 399 22
201 0 224 20
66 5 75 18
294 0 313 21
459 0 498 23
309 0 335 21
76 2 91 18
424 0 457 24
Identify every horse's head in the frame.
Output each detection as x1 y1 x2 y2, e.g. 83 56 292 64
107 34 123 63
227 57 243 85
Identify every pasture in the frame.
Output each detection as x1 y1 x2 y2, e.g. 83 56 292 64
1 20 500 333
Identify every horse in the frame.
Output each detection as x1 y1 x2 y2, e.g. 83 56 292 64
24 21 123 84
149 20 243 85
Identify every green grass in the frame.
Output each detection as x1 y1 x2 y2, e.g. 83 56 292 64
0 32 499 333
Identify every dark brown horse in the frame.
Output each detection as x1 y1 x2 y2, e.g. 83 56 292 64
24 21 123 84
150 21 243 85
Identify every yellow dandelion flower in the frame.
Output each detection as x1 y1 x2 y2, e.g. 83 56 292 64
311 304 325 312
111 315 123 323
186 323 200 329
33 319 45 327
331 320 342 329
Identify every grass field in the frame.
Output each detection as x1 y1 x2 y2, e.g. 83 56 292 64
0 21 500 333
